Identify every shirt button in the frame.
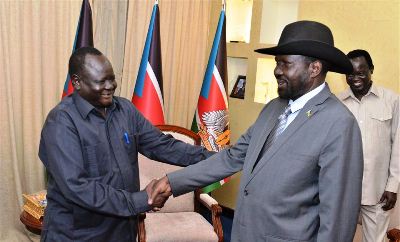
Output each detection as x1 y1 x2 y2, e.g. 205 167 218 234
244 190 249 196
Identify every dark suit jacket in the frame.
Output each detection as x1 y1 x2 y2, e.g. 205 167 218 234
168 85 363 242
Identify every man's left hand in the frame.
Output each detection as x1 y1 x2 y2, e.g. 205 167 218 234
379 191 397 211
145 179 170 211
148 176 172 210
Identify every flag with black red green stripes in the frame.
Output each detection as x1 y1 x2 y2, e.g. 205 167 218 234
191 8 231 193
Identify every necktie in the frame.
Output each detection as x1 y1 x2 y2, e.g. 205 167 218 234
252 104 292 171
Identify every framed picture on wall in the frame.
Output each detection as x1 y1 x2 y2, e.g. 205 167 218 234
230 75 246 99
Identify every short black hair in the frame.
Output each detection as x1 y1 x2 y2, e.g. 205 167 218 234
68 47 103 76
303 56 330 75
347 49 374 70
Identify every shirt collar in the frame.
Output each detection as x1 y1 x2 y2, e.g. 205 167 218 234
368 83 379 97
73 92 119 119
340 83 379 101
340 88 353 100
288 82 326 113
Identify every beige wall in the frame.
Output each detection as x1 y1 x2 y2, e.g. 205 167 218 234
298 0 400 230
298 0 400 94
212 0 400 218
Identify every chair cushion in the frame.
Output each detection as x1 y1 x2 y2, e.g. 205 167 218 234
145 212 218 242
162 131 196 145
138 154 194 212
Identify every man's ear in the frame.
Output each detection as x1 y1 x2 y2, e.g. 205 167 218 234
71 74 80 90
309 61 322 78
370 68 374 75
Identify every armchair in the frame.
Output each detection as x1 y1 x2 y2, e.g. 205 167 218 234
137 124 223 242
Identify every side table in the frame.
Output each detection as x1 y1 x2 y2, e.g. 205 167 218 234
20 211 42 235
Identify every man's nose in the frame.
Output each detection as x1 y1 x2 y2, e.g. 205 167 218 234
274 66 282 76
104 80 114 89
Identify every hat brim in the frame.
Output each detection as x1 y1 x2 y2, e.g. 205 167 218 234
255 40 353 74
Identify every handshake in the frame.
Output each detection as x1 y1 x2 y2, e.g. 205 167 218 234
145 176 172 211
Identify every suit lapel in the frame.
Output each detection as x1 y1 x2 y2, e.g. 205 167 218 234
245 85 333 186
245 99 287 174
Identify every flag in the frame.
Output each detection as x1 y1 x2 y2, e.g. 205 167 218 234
131 2 165 125
62 0 94 99
192 9 230 193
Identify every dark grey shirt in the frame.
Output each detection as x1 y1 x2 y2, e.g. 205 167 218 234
39 92 212 241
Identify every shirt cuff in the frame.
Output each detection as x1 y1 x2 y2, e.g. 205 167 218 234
131 190 152 214
385 177 399 193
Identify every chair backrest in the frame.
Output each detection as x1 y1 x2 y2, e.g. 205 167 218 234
138 125 201 213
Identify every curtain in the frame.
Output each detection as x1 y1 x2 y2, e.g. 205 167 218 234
0 1 82 240
0 0 212 241
121 0 212 127
92 0 129 93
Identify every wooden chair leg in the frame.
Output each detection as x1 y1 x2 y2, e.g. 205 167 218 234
137 213 146 242
211 204 223 242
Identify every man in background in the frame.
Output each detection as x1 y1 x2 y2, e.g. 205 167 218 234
149 21 364 242
338 49 399 242
39 47 213 241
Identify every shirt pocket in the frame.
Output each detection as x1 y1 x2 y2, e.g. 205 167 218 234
121 132 138 156
83 142 109 177
369 109 392 141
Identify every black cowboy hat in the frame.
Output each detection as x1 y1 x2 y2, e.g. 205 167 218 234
255 20 352 74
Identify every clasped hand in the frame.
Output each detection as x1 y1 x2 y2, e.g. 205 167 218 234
145 176 172 211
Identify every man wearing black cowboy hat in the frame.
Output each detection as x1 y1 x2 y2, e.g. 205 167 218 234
149 20 363 242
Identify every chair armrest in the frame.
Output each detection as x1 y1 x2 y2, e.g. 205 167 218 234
195 191 223 242
137 213 146 242
198 193 219 209
388 228 400 242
